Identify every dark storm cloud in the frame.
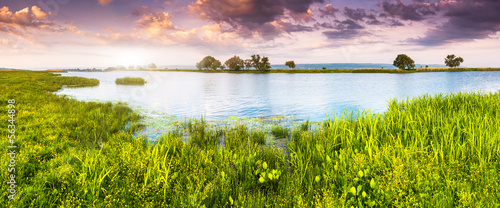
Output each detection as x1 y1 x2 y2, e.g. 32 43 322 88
379 0 437 21
188 0 324 38
412 0 500 45
319 15 368 40
335 19 364 30
343 7 376 21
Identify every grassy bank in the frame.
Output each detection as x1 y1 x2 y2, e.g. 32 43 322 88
155 67 500 74
115 77 147 85
1 71 499 207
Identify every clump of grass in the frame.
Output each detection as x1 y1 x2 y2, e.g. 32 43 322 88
44 74 100 87
299 120 310 131
250 130 266 145
271 125 289 138
115 77 146 85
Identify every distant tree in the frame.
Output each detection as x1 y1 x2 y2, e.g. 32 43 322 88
128 65 135 70
211 59 222 70
250 54 271 71
444 54 464 68
260 56 271 71
393 54 415 70
104 67 116 71
244 59 253 70
250 55 261 70
197 56 221 70
225 56 245 70
148 63 157 69
285 61 296 69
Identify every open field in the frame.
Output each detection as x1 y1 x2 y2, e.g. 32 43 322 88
1 71 499 207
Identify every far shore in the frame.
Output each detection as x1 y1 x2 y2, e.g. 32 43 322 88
103 67 500 74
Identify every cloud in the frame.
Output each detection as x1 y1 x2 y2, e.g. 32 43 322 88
31 6 49 20
379 0 437 21
0 6 50 27
97 0 115 6
335 19 364 30
136 12 178 36
0 6 81 46
188 0 324 38
318 4 339 18
412 0 500 45
343 7 376 21
322 29 369 40
132 6 152 17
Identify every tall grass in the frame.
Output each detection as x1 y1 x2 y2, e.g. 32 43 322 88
1 71 499 207
115 77 146 85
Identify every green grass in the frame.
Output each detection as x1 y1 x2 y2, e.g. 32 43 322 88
115 77 147 85
271 125 290 138
1 71 499 207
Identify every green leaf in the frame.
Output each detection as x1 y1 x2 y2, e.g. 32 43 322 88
259 177 265 183
349 187 357 195
357 185 363 194
370 178 377 189
358 170 364 178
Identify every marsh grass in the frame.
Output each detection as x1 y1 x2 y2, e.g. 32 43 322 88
271 125 290 138
1 71 499 207
115 77 146 85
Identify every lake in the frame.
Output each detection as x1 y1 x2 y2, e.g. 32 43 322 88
56 71 500 122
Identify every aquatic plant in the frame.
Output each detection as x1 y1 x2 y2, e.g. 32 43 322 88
115 77 146 85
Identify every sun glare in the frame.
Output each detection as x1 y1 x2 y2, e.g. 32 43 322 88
119 54 142 67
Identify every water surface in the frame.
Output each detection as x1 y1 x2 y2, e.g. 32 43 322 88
56 71 500 121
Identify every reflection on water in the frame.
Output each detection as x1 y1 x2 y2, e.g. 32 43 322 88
56 71 500 121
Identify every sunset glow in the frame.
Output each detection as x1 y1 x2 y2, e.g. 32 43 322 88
1 0 500 69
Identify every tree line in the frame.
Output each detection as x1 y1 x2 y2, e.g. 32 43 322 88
196 55 277 71
198 54 464 71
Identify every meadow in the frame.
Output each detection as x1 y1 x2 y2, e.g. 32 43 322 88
0 71 499 207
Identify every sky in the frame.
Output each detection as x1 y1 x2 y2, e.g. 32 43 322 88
1 0 500 69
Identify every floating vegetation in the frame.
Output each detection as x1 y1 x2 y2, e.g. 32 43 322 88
115 77 146 85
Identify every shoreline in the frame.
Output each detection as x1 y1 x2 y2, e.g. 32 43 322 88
63 67 500 73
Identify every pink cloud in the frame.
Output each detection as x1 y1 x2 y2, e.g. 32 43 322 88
97 0 115 6
136 12 177 36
